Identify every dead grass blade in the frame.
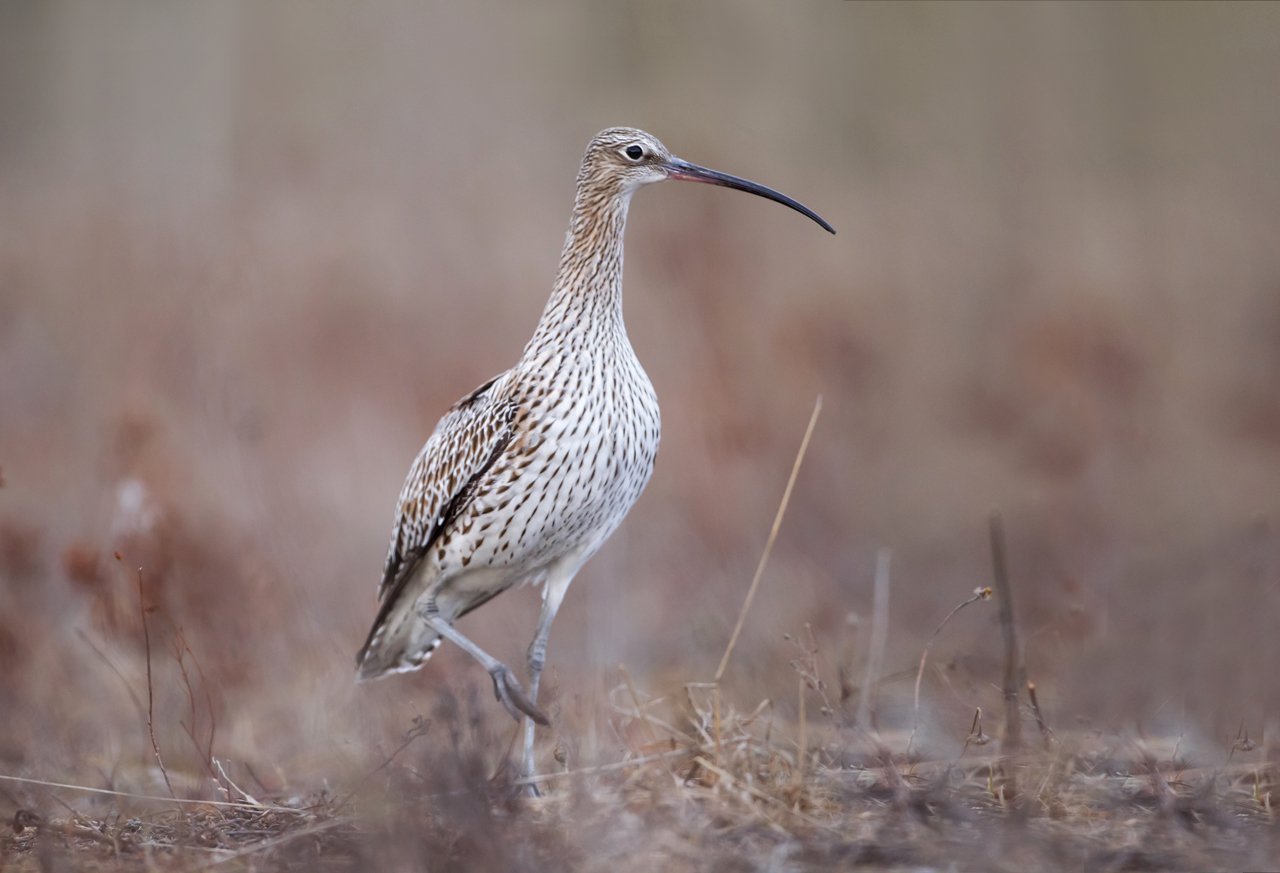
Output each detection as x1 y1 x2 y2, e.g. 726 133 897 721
715 395 823 683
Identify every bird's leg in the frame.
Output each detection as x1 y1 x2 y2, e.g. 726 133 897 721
416 607 550 726
519 641 548 798
521 567 573 789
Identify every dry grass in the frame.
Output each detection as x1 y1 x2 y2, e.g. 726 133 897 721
2 675 1276 871
1 438 1276 871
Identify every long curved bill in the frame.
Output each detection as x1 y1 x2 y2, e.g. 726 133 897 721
666 158 835 234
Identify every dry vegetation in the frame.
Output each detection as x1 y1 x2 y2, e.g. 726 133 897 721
1 442 1276 872
3 1 1280 870
1 542 1277 872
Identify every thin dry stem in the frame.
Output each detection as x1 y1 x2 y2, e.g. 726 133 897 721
988 513 1023 757
134 563 175 800
715 395 822 683
908 585 993 750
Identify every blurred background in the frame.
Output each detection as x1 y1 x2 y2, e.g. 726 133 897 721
1 1 1278 786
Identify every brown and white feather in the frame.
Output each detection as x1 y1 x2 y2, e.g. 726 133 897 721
356 130 668 680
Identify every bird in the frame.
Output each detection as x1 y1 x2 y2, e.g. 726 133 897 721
355 126 833 782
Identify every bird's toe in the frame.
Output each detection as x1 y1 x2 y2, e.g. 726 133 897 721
489 666 550 726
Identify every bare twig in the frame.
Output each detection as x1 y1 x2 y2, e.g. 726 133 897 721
715 396 822 682
133 562 176 799
988 513 1022 757
854 548 891 730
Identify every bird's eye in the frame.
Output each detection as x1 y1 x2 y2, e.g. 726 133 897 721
625 145 644 161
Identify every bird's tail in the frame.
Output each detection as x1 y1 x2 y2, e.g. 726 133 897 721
355 607 442 681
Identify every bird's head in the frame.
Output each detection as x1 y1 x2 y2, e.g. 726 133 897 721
582 127 675 191
579 126 835 234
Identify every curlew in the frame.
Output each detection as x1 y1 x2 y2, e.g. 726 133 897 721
356 127 833 781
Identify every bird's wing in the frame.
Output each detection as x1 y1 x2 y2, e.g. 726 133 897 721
377 373 518 603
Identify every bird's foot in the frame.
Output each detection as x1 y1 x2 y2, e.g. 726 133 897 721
489 665 550 726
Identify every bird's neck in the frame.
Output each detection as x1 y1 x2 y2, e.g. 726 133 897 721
525 187 634 358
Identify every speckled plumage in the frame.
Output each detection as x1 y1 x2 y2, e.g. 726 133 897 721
356 129 663 684
355 127 832 783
